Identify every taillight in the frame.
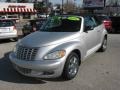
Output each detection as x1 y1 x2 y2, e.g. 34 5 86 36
104 20 111 26
33 27 36 32
13 26 16 30
103 20 112 29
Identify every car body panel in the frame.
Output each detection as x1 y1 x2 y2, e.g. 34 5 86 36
20 31 80 47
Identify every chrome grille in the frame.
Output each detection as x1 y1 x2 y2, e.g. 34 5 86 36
16 46 38 61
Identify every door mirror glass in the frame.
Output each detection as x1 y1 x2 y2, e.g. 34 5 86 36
84 26 94 32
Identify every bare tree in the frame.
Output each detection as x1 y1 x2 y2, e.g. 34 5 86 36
6 0 11 2
64 0 77 13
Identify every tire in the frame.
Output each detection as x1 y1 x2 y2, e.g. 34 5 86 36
98 37 107 52
10 37 18 42
62 52 80 80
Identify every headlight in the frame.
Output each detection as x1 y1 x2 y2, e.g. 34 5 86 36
13 46 16 53
44 50 66 60
13 39 21 53
13 45 18 55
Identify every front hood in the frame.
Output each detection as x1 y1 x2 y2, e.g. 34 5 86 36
19 31 79 47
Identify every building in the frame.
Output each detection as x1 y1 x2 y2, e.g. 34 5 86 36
6 0 48 3
0 3 37 20
6 0 28 3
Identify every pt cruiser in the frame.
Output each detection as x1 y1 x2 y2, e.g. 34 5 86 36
9 15 107 80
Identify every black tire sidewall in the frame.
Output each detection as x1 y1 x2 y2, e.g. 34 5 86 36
99 37 107 52
102 38 107 51
62 52 80 80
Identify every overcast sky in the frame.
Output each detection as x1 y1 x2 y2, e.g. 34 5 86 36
0 0 5 2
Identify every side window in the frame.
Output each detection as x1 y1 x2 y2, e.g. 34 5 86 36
84 16 96 31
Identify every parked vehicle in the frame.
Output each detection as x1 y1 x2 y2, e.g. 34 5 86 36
0 15 19 23
110 16 120 33
9 15 107 80
98 15 113 33
22 18 46 36
0 19 18 40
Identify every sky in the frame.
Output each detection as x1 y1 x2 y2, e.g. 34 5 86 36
0 0 5 2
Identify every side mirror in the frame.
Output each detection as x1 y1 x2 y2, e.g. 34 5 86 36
84 26 94 32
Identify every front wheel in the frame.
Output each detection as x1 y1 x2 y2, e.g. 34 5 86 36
62 52 80 80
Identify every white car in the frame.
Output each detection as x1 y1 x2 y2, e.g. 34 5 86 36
0 19 18 40
9 15 107 80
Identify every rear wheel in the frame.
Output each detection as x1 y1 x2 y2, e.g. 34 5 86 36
62 52 80 80
98 37 107 52
10 37 18 42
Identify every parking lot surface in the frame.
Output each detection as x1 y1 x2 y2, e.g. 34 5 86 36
0 34 120 90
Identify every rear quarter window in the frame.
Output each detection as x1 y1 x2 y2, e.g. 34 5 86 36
0 20 14 27
8 16 17 18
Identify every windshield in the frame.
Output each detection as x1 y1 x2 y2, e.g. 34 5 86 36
40 16 81 32
0 21 14 27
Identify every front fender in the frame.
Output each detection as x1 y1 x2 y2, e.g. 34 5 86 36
50 41 86 62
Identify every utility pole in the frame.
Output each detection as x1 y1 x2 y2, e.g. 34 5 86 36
45 0 48 18
67 0 68 5
104 0 106 7
62 0 64 14
74 0 76 12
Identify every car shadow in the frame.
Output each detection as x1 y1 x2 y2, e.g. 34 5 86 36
0 39 12 44
0 52 67 84
0 35 24 44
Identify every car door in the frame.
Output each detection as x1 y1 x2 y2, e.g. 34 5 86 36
83 16 98 54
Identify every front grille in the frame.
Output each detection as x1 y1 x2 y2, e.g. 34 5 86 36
16 46 38 61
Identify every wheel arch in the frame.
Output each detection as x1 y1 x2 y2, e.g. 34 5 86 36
105 34 107 39
69 49 81 66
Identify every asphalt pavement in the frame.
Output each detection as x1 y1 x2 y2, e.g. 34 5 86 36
0 34 120 90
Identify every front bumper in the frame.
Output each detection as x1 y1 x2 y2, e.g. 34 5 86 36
9 52 65 78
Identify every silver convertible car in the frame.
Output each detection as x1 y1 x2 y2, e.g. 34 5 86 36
9 15 107 80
